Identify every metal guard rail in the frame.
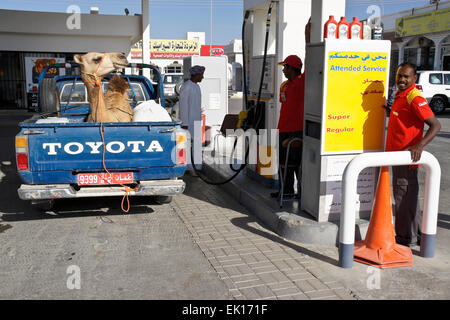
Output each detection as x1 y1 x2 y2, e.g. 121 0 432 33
339 151 441 268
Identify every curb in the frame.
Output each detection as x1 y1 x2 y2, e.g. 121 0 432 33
201 161 370 246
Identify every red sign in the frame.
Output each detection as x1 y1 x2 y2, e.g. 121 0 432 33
201 45 225 56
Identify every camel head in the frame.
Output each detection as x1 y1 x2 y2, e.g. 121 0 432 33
74 52 129 78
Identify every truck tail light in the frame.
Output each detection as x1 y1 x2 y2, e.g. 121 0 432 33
16 136 29 171
416 84 423 91
17 153 29 171
177 148 186 165
176 131 187 165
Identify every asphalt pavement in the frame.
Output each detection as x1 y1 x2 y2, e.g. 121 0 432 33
0 110 230 299
0 110 352 300
1 109 449 301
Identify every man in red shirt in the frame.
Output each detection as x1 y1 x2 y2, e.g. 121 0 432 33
385 62 441 246
271 55 305 199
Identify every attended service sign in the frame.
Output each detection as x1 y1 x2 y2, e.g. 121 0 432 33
323 50 389 154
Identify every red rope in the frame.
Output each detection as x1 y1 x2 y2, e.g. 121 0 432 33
82 54 137 213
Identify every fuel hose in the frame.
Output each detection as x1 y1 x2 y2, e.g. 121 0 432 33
191 2 275 185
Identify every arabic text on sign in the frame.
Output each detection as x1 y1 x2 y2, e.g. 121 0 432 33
329 65 387 72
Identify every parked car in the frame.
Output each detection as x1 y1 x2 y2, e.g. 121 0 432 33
416 70 450 114
162 73 184 100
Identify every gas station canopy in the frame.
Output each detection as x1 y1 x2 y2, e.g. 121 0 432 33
0 9 142 54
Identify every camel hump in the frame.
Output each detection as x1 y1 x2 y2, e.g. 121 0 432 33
108 75 129 94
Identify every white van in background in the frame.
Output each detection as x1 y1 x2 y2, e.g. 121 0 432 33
162 73 184 105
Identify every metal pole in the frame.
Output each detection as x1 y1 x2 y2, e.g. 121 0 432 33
141 0 151 80
210 0 213 55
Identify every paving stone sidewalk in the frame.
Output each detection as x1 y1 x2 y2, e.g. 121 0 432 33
173 176 358 300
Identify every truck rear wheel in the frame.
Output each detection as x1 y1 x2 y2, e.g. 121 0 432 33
155 195 173 204
39 78 60 115
31 199 55 211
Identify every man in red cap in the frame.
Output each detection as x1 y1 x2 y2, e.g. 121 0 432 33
271 54 305 199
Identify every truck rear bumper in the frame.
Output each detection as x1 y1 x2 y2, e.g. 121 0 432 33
18 179 185 200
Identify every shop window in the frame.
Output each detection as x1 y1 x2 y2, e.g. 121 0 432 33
164 65 182 73
404 48 418 66
420 46 435 70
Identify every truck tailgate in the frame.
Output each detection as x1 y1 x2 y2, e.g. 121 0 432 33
18 121 185 184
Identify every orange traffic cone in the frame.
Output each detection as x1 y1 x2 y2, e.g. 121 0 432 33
353 166 413 268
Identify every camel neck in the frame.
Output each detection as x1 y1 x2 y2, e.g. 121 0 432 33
81 74 106 121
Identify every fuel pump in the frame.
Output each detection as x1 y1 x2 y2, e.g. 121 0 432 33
241 1 276 132
241 0 311 185
240 0 279 182
191 0 311 186
301 39 391 222
193 0 390 228
189 1 278 185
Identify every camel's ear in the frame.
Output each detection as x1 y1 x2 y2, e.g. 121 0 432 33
74 54 83 64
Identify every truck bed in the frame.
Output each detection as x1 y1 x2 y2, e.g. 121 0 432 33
18 116 185 184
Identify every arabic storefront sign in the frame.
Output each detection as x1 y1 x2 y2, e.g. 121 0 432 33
395 7 450 37
324 51 389 154
131 39 199 59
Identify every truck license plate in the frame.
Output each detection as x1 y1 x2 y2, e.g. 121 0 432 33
77 172 134 186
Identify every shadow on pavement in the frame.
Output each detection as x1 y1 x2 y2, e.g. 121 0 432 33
0 151 159 223
182 174 249 213
436 111 450 119
183 174 341 266
436 131 450 139
230 216 339 266
437 213 450 230
0 196 157 222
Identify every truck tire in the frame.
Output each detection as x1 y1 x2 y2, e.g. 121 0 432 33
430 97 446 115
31 199 55 211
39 78 60 115
155 195 173 204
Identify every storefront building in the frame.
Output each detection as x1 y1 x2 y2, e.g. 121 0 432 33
381 0 450 86
128 33 206 76
0 8 144 110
